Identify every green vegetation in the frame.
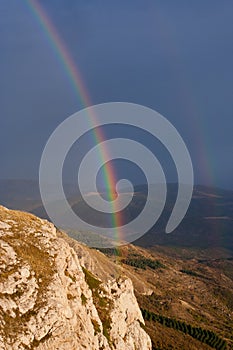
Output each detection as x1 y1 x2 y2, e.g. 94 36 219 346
98 247 122 257
180 269 200 277
82 267 101 290
122 257 165 270
179 269 206 279
141 309 227 350
99 247 166 271
81 293 87 305
82 267 112 345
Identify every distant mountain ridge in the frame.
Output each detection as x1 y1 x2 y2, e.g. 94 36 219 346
0 179 232 254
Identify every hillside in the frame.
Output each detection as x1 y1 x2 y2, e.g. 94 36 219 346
0 181 233 349
98 245 233 349
0 206 232 349
0 205 151 350
134 185 233 256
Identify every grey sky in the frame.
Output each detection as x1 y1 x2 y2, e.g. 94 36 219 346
0 0 233 189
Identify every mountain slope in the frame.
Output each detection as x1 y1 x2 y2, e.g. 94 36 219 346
0 205 151 350
0 204 232 349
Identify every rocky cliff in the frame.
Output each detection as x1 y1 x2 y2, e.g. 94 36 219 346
0 205 151 350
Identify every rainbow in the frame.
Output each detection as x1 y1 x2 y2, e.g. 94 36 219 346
26 0 123 237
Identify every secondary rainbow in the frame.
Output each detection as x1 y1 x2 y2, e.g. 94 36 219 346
26 0 123 235
153 8 214 187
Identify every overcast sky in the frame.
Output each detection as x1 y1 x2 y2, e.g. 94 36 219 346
0 0 233 189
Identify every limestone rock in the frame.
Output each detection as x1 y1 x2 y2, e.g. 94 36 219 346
0 206 151 350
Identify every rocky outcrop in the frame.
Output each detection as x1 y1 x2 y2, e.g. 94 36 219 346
0 205 151 350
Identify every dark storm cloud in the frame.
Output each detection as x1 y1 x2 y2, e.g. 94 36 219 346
0 0 232 188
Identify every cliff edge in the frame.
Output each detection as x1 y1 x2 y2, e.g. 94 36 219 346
0 205 151 350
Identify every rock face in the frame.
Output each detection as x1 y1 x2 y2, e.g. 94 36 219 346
0 206 151 350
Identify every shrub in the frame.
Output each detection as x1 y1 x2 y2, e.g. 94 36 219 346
141 308 227 350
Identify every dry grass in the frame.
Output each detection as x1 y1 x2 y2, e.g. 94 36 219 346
0 207 56 345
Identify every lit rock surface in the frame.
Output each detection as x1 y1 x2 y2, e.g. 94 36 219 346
0 205 151 350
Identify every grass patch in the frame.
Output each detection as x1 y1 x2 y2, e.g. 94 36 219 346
122 257 166 270
81 293 87 305
82 267 101 291
82 267 112 346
